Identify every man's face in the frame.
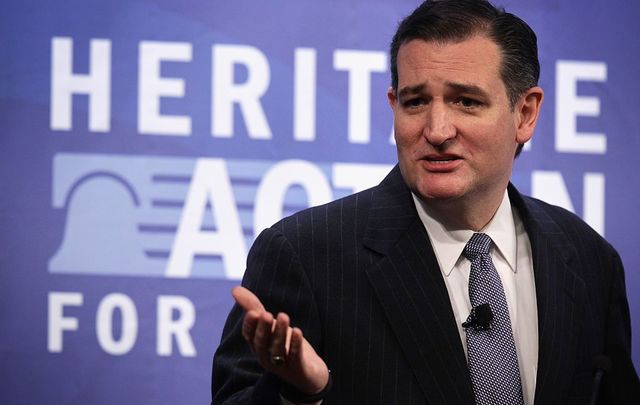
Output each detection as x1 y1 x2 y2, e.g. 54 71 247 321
389 36 538 206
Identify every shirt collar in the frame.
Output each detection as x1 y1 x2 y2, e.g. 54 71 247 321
412 191 517 277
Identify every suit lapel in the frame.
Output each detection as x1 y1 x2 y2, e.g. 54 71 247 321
362 167 474 405
509 185 587 404
361 171 585 404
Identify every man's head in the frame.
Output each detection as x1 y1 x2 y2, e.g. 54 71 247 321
390 0 539 109
387 0 543 227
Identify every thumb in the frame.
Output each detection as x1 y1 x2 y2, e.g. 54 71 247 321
232 286 266 312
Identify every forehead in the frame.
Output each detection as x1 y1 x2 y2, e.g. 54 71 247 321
396 35 503 90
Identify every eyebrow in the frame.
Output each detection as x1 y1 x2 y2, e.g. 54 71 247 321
397 84 425 100
396 81 490 100
445 82 490 99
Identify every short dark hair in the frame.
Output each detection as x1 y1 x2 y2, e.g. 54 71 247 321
390 0 540 108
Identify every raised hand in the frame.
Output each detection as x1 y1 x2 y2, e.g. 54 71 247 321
232 286 330 395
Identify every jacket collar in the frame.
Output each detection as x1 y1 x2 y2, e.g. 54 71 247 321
508 185 585 404
363 166 475 405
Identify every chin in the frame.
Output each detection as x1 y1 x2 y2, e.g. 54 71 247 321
414 183 465 202
412 175 465 201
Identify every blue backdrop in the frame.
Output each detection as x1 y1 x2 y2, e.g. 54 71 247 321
1 0 638 403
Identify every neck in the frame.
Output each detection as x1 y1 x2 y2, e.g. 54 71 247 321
420 189 506 232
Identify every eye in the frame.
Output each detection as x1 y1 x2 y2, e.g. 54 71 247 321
403 97 425 108
456 97 481 109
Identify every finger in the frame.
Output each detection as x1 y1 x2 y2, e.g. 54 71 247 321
241 310 260 345
253 311 274 354
288 327 304 362
269 313 290 362
232 286 265 312
285 325 293 354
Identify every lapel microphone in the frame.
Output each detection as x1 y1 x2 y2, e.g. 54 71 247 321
462 303 493 331
589 355 611 405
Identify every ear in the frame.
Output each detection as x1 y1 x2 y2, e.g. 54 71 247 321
387 86 398 109
515 86 544 144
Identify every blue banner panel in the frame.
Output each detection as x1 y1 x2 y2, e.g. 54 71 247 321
2 0 639 403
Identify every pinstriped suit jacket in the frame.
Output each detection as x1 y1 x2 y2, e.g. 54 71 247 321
212 165 639 404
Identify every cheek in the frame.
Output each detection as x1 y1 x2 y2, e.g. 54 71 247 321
394 134 411 150
394 135 421 162
467 120 516 151
394 120 422 147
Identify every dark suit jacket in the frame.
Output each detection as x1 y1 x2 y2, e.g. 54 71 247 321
212 165 639 404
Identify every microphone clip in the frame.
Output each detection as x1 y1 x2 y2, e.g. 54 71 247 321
462 303 493 331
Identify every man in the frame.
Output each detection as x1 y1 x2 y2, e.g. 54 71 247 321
212 1 639 404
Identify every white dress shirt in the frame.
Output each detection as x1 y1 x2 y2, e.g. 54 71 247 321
412 191 539 405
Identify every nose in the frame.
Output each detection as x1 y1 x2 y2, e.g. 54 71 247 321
423 102 455 147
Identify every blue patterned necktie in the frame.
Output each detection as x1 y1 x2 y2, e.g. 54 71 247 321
463 233 524 405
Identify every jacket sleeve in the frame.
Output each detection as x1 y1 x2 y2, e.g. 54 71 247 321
603 250 640 403
211 227 323 404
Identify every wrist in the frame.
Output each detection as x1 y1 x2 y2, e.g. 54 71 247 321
279 371 332 404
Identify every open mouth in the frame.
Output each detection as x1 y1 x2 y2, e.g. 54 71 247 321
422 155 462 171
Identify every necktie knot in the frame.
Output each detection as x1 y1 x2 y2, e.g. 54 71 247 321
463 232 493 261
